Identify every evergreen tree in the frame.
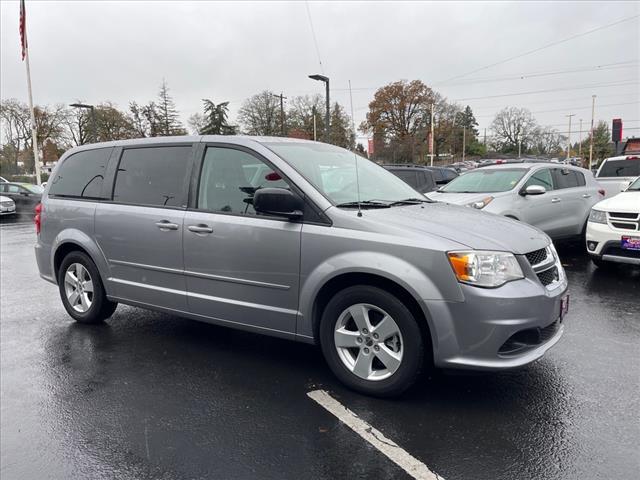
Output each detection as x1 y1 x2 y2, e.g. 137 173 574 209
156 80 186 136
329 102 355 149
200 99 236 135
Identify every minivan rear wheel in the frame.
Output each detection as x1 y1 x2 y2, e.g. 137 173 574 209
58 251 117 324
319 285 424 397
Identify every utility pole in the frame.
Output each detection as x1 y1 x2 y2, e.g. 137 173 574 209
588 95 596 170
483 128 487 146
578 118 583 159
270 93 287 136
462 126 466 162
566 114 575 161
429 103 435 166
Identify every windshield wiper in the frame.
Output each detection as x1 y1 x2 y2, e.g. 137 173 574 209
387 198 433 206
335 200 391 209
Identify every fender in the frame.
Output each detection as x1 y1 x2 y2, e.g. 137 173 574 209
296 250 463 340
51 229 112 294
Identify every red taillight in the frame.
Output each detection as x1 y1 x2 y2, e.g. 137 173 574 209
598 189 605 197
34 202 42 234
626 156 639 160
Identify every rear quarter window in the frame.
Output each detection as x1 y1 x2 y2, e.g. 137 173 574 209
48 148 112 198
113 146 192 208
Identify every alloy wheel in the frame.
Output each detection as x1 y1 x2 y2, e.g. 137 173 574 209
63 263 94 313
334 303 404 381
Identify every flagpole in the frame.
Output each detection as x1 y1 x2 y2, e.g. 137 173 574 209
22 2 41 185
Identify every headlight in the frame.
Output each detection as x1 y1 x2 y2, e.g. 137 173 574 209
447 250 524 287
588 209 607 224
466 196 494 209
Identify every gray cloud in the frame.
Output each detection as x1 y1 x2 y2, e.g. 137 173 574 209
1 0 638 141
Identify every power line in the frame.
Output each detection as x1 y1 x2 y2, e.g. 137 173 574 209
453 80 638 101
305 1 324 74
443 62 638 86
434 14 640 85
475 101 640 118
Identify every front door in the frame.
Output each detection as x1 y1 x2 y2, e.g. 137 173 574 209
183 145 301 335
94 145 194 311
516 168 566 238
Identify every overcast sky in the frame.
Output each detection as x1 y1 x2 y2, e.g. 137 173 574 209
1 1 639 144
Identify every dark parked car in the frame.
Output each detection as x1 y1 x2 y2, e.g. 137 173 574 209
0 182 43 216
423 166 459 185
382 165 437 193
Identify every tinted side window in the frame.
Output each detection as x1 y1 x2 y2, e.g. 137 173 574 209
525 169 553 190
390 170 419 189
416 171 436 191
198 147 289 215
552 169 581 189
443 169 458 181
113 146 191 207
48 148 111 198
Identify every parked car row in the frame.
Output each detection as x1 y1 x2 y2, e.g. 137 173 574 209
0 182 43 217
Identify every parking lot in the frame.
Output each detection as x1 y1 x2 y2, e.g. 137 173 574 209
1 219 638 480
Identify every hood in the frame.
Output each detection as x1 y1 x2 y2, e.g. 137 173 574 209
353 203 549 255
594 191 640 212
425 191 502 205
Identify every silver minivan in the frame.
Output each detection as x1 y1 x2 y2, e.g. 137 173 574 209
35 137 569 397
426 163 604 240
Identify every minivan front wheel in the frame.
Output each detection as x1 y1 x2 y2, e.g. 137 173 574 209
58 251 117 324
320 286 424 397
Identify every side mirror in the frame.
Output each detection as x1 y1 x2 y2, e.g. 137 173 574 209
253 187 303 220
522 185 546 196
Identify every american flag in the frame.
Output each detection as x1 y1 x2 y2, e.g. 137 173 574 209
19 0 27 60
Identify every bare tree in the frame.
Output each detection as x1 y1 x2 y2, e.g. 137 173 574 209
530 126 565 156
490 107 537 153
188 113 206 135
238 90 281 136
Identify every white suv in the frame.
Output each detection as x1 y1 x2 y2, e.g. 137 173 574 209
586 176 640 267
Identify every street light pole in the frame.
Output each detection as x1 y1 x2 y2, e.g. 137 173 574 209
70 103 96 143
429 103 435 166
462 126 466 162
566 114 575 161
308 74 330 141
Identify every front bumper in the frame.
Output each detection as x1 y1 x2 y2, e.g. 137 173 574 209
586 221 640 265
0 206 16 215
426 264 568 371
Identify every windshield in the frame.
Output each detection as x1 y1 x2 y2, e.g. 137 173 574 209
22 184 44 194
440 168 527 193
266 142 420 205
598 159 640 178
627 177 640 191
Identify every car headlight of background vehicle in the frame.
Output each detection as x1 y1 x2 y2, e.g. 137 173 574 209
588 209 607 224
447 250 524 287
466 196 494 209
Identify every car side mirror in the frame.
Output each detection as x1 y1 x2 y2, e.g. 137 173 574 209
522 185 546 196
253 187 304 220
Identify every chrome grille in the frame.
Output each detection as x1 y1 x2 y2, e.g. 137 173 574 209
537 267 559 286
608 211 640 232
0 201 14 207
525 248 547 266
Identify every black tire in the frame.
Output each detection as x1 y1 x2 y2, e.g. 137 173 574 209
57 251 117 324
319 285 425 398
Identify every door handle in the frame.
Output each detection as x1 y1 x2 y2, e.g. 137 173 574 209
582 194 591 198
188 224 213 234
155 221 179 230
551 198 561 203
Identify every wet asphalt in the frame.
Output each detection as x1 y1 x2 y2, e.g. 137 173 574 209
1 219 638 480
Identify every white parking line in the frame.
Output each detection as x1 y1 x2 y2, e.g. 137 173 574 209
307 390 444 480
